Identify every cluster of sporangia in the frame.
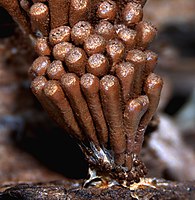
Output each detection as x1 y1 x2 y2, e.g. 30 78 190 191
1 0 163 187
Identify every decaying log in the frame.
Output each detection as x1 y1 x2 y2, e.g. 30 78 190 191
0 179 195 200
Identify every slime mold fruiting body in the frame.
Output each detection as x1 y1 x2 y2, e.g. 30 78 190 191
0 0 163 187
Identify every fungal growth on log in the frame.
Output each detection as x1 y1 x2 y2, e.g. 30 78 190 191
0 0 163 187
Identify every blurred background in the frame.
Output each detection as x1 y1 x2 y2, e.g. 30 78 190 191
0 0 195 184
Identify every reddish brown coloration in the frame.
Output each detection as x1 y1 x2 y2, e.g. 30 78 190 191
34 37 51 56
87 53 109 77
136 21 157 49
134 0 147 7
61 73 99 147
106 39 125 65
117 28 137 49
80 74 108 145
114 24 127 34
126 49 146 96
123 96 149 169
0 0 30 33
31 76 47 103
32 0 47 2
97 0 117 21
44 80 83 140
71 21 93 45
29 56 50 79
95 20 115 40
122 2 143 26
30 3 49 36
48 0 69 29
31 76 47 97
65 47 87 76
115 62 135 103
84 34 106 56
100 75 126 165
47 60 66 80
134 73 163 154
49 26 71 46
3 0 164 185
20 0 31 13
31 76 78 137
145 50 158 74
52 42 73 61
31 76 65 127
69 0 90 27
